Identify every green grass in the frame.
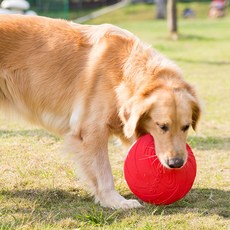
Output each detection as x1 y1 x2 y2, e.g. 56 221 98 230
1 3 230 229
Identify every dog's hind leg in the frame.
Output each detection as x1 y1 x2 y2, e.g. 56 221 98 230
64 129 142 209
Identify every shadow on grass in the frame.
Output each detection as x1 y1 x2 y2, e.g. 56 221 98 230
0 188 94 227
175 58 230 66
160 188 230 218
0 187 229 227
179 33 230 42
179 34 218 42
123 188 230 218
0 188 91 207
188 136 230 150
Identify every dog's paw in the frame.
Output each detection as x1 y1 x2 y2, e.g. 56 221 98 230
96 190 142 209
100 197 142 210
113 199 142 209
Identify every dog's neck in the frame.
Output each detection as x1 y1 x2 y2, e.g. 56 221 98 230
116 44 182 107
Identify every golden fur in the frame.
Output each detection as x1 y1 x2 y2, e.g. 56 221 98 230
0 15 201 209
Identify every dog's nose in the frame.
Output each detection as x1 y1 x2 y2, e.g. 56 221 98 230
167 158 184 168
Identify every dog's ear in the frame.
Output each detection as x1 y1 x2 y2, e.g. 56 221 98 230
119 96 154 138
191 99 201 131
185 85 201 131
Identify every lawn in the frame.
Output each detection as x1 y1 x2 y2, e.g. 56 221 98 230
0 3 230 229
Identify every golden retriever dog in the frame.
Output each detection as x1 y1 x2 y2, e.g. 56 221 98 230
0 15 201 209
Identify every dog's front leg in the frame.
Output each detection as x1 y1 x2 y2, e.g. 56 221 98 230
64 131 141 209
92 141 142 209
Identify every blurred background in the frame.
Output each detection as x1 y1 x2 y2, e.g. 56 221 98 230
0 0 229 21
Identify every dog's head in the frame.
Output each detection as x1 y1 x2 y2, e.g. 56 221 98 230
119 70 201 169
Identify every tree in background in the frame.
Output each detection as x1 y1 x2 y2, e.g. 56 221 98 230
156 0 178 39
156 0 166 19
167 0 178 39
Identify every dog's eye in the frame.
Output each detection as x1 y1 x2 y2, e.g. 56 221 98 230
156 123 169 132
182 125 190 132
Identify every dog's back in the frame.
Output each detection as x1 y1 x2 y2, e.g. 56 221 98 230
0 16 91 134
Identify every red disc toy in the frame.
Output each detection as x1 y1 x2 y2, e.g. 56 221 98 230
124 134 196 205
